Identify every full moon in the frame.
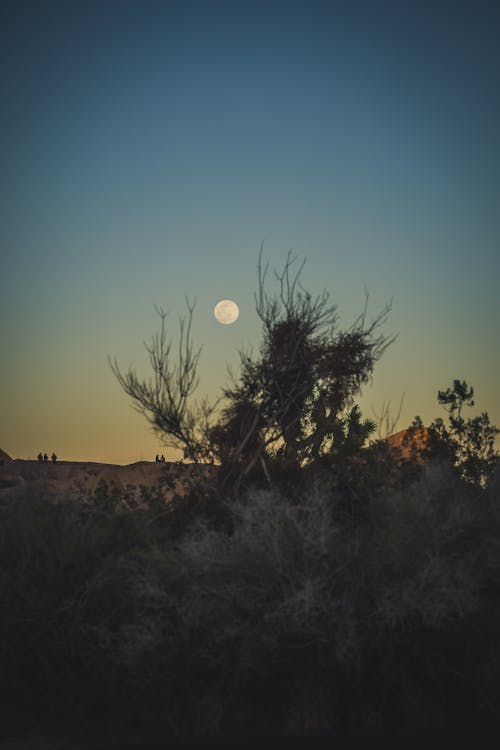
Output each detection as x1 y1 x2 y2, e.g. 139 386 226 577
214 299 239 325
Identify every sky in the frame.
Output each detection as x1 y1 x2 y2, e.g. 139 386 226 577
1 0 499 464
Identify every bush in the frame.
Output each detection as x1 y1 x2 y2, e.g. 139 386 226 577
1 463 499 740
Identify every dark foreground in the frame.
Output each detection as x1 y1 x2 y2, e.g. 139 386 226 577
1 464 500 747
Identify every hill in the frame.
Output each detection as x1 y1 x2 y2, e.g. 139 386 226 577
0 448 13 465
383 426 431 460
0 454 215 503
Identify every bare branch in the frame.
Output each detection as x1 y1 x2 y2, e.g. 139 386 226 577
255 245 338 339
372 393 406 440
109 300 215 462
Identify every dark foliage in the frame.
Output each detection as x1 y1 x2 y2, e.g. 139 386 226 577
410 379 499 487
1 460 500 743
110 248 395 494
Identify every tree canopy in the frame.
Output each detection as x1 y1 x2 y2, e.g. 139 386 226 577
409 379 499 487
110 248 397 492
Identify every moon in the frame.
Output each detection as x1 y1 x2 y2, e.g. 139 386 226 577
214 299 239 325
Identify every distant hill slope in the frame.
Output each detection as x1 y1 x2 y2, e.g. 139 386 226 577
0 457 216 502
383 426 431 460
0 448 14 464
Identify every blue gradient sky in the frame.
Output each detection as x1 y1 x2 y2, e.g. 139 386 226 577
2 0 499 463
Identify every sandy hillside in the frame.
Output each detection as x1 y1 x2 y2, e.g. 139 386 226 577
383 426 431 458
0 451 216 503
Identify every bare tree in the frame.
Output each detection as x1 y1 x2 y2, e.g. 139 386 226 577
371 393 406 440
109 300 218 462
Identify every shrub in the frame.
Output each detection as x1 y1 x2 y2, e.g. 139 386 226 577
1 459 499 739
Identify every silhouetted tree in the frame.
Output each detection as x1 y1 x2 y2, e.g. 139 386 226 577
109 299 218 463
411 379 499 487
110 247 396 492
213 248 395 489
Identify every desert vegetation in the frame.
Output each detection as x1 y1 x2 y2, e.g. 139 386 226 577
1 457 500 745
1 252 499 746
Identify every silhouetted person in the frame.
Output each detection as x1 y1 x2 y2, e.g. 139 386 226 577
160 454 165 463
43 453 48 463
37 452 43 462
51 452 57 463
155 454 160 462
